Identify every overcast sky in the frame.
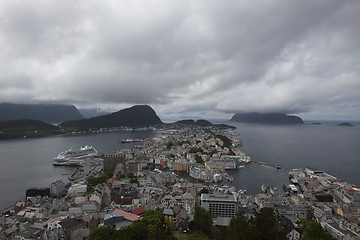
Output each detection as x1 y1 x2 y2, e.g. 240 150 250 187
1 0 359 120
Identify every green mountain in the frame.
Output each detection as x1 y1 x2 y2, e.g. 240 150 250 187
231 112 304 124
174 119 213 126
0 103 84 124
61 105 163 129
173 119 236 129
0 119 59 139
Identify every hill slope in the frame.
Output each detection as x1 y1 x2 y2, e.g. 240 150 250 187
231 112 304 124
61 105 163 128
0 103 84 124
0 119 59 139
173 119 236 129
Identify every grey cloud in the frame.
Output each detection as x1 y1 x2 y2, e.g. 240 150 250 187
0 0 360 120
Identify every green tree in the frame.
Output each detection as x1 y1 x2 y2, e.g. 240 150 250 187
301 220 334 240
215 134 232 148
195 155 204 164
189 147 203 153
147 218 175 240
227 211 252 240
193 206 213 227
127 172 135 179
211 226 227 240
252 208 287 240
89 225 119 240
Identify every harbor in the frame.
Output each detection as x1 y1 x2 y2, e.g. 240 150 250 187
252 160 281 169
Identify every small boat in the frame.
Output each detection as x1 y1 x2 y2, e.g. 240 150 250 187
276 163 281 169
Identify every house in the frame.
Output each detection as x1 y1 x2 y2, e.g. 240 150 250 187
163 205 182 227
132 207 146 216
112 209 142 222
103 213 132 229
111 183 139 205
58 218 88 240
281 216 303 240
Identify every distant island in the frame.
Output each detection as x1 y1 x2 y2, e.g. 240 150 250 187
0 103 84 124
61 105 163 129
337 122 355 127
231 112 304 125
0 119 59 139
173 119 236 129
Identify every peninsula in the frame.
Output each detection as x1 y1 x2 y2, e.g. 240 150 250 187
0 119 59 139
231 112 304 125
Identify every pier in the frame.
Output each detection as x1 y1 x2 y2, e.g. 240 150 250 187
252 160 280 169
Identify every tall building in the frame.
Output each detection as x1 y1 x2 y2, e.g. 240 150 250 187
50 180 66 197
104 153 126 171
201 193 237 218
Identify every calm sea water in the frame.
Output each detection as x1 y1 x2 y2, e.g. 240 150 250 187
228 121 360 195
0 130 155 210
0 122 359 209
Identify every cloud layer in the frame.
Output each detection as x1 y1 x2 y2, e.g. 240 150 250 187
1 0 360 120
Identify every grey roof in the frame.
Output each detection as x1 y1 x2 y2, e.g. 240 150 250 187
214 217 231 226
201 193 236 203
163 208 173 215
59 218 86 231
173 205 182 214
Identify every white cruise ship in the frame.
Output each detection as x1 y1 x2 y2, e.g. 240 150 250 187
54 145 98 162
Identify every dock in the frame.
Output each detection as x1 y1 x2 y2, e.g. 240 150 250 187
253 160 281 169
53 162 80 167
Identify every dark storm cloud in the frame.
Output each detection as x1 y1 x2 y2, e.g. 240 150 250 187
0 0 359 119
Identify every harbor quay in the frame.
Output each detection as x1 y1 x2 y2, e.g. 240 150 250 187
1 124 360 240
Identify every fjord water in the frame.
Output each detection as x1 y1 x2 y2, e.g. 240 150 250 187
0 130 155 210
0 123 359 209
229 122 360 195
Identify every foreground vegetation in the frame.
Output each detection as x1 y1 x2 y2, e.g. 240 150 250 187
90 207 334 240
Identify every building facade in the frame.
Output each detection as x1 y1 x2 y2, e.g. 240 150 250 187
104 153 126 171
201 194 237 218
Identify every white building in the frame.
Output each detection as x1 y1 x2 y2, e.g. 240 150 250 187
68 183 87 197
201 194 237 218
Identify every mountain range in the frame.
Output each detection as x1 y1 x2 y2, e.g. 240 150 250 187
0 103 84 124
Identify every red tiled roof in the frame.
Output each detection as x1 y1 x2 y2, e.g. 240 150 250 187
113 209 142 222
50 217 64 223
108 176 115 184
132 207 146 215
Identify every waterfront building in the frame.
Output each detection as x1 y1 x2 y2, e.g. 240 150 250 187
190 164 212 182
201 193 237 218
50 180 66 197
26 188 50 199
104 153 126 171
68 183 87 197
